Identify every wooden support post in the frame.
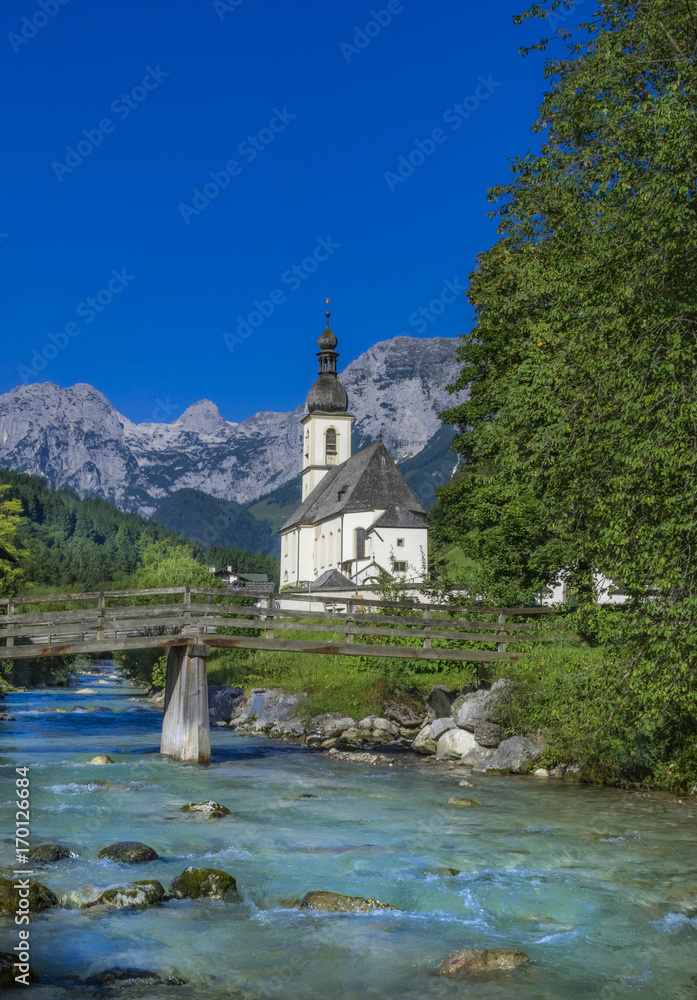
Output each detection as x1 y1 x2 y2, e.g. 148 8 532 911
422 607 431 649
160 643 211 764
265 595 274 639
97 592 105 642
183 586 191 637
345 615 354 643
6 602 14 647
497 613 507 654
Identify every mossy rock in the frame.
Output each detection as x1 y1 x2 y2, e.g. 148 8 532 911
86 968 187 987
97 841 159 863
0 878 59 915
89 755 113 764
0 951 39 988
298 891 395 913
27 844 71 864
448 797 480 808
82 880 165 910
169 867 237 900
180 800 231 819
438 947 530 976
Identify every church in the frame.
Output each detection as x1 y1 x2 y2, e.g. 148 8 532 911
280 308 429 591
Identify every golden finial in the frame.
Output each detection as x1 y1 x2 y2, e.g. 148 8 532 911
325 297 331 320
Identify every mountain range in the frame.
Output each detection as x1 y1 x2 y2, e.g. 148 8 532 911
0 337 465 555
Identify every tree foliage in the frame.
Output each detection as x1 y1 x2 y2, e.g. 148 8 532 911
437 0 697 787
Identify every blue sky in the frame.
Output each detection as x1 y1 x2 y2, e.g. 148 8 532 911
1 0 568 423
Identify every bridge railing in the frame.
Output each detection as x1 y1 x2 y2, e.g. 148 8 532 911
0 587 578 662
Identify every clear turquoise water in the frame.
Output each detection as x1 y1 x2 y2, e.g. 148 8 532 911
1 670 696 999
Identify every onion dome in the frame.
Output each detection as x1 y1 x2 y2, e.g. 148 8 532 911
306 301 349 414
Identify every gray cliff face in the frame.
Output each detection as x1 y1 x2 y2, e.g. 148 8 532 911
0 337 465 515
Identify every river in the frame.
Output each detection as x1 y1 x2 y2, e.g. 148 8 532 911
1 667 695 999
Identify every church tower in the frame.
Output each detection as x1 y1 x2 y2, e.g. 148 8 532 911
300 303 353 500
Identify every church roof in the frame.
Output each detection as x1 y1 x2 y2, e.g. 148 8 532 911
368 503 427 531
309 568 356 591
281 441 425 530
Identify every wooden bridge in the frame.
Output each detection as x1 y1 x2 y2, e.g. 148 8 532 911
0 587 575 764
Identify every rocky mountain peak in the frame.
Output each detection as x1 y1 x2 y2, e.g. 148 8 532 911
174 400 230 434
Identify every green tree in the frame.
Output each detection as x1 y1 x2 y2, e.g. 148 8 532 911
438 0 697 788
0 485 24 597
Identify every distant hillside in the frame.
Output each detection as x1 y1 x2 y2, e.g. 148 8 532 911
0 466 278 591
151 489 277 556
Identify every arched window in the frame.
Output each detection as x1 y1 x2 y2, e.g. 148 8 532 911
328 532 333 565
355 527 366 560
325 427 337 463
320 536 325 568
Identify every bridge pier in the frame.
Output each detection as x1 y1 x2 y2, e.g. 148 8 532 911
160 643 211 764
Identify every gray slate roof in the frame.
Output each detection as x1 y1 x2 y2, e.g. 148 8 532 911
281 442 425 530
368 503 427 531
309 568 356 591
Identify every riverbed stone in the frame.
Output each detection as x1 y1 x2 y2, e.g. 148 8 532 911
472 735 542 774
306 713 355 738
437 728 478 760
430 717 457 741
27 844 71 863
87 969 187 987
88 755 113 764
82 880 166 910
169 866 237 900
327 748 394 766
438 947 530 976
0 951 39 988
181 800 231 819
451 679 509 730
232 688 308 726
0 878 59 914
356 716 400 735
298 891 395 913
208 684 244 723
97 842 159 863
474 721 504 747
448 797 480 807
382 700 422 727
412 723 437 755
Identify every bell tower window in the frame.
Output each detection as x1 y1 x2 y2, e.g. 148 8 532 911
325 427 337 464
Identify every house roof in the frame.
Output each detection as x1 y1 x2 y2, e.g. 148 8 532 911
309 568 356 591
281 441 425 531
368 503 427 531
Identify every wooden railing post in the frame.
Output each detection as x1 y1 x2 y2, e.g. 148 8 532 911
184 586 191 637
6 601 14 647
97 592 105 642
422 607 431 648
497 612 507 654
345 614 354 644
266 595 274 639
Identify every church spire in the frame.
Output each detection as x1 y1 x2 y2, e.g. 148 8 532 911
306 299 348 413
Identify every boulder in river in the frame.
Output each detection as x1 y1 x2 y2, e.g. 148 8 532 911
208 684 244 723
430 717 457 741
448 797 480 807
27 844 72 863
298 891 395 913
412 723 437 755
74 688 97 694
427 685 458 718
82 880 166 909
474 721 504 748
0 878 59 914
97 842 159 863
232 688 307 726
472 735 542 774
451 679 509 730
306 712 355 739
169 867 238 900
0 951 39 988
438 947 530 976
88 755 113 765
181 800 231 819
437 728 478 760
86 969 187 987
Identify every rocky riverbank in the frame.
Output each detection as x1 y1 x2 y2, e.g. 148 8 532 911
147 679 578 778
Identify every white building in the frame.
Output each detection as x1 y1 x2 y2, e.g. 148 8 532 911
280 308 428 592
